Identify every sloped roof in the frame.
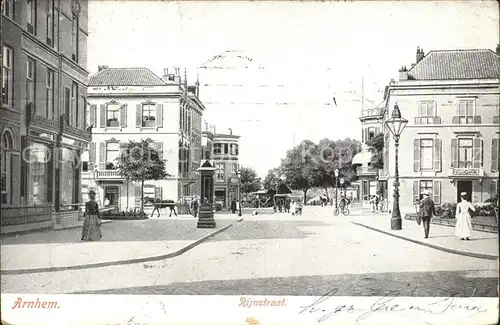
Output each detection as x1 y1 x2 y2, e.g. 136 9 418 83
408 49 500 80
89 68 166 86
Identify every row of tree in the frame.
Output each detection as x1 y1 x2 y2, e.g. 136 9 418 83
263 138 362 204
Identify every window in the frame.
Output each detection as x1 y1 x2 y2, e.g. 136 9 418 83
106 104 120 127
143 186 155 203
1 45 13 107
1 0 14 18
230 144 238 155
27 0 36 34
72 82 78 127
367 128 376 141
60 149 77 208
46 0 54 46
71 14 79 62
1 130 13 204
223 143 229 154
420 139 434 170
142 104 156 127
64 87 70 124
458 138 473 168
213 143 222 155
417 101 435 124
105 142 119 170
27 142 50 205
231 163 237 176
46 69 54 119
82 161 89 172
216 163 225 180
26 58 36 110
105 186 119 207
419 180 433 200
457 101 474 124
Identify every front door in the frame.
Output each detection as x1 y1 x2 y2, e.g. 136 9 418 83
457 181 472 202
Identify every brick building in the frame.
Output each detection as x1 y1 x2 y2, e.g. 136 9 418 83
380 46 500 215
1 0 90 233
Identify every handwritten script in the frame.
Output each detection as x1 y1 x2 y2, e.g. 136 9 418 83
298 288 488 324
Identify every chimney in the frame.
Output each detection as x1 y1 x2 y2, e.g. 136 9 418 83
398 66 408 81
416 46 424 63
204 121 209 131
195 73 200 97
496 44 500 55
210 125 216 134
98 65 108 72
228 128 232 135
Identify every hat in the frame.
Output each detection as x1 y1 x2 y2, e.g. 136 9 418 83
460 192 467 195
88 190 96 195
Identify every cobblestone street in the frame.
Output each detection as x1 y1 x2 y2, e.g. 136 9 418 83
2 207 497 296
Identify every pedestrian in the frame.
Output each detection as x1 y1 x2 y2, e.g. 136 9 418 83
455 192 475 240
236 199 240 214
419 190 437 239
290 200 296 215
81 190 102 241
231 198 237 214
369 195 376 213
191 196 199 218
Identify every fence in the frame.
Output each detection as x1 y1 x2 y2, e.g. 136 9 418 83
1 205 52 226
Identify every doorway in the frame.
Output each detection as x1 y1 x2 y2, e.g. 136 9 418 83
456 181 472 202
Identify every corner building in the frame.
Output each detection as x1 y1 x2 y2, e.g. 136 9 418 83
1 0 90 233
381 47 500 215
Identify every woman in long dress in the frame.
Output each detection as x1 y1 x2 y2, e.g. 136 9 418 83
455 191 475 240
81 190 102 241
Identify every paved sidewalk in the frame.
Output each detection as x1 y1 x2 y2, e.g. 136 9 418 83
1 217 242 273
350 213 498 260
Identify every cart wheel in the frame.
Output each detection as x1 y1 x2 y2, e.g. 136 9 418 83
333 208 339 216
342 208 350 216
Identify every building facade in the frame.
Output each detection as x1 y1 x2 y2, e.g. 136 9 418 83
381 46 500 216
1 0 90 233
82 67 204 213
212 131 240 210
352 101 386 208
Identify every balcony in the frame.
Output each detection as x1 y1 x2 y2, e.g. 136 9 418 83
452 116 481 125
95 170 122 179
61 114 92 142
360 108 384 121
414 116 441 125
356 166 378 176
449 167 485 179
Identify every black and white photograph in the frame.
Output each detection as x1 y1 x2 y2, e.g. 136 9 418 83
1 0 499 324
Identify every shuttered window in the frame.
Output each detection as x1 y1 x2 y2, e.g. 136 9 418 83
490 180 498 199
491 138 499 173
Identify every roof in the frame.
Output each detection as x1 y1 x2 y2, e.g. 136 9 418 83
89 68 166 86
408 49 500 80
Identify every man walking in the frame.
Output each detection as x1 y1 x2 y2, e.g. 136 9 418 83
419 190 436 238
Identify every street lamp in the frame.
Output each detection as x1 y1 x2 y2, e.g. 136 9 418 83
334 169 339 208
237 169 242 216
385 103 408 231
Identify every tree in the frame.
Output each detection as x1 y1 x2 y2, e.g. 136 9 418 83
240 166 261 198
116 138 169 213
281 140 318 204
263 168 281 190
366 133 384 170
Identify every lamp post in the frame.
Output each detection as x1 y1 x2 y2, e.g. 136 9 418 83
237 169 242 216
385 103 408 231
334 169 339 208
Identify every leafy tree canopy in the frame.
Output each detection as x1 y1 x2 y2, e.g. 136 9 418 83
366 133 384 170
240 166 262 195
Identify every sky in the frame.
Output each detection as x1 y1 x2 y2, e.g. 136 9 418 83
88 0 499 177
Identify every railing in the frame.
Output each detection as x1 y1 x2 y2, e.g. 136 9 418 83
356 166 377 175
451 116 481 125
414 116 441 125
361 108 384 118
450 167 485 177
1 205 52 226
96 170 122 178
60 113 92 141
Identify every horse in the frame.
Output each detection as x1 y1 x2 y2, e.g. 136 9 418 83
143 197 177 218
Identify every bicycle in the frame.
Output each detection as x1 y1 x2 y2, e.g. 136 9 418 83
333 205 350 216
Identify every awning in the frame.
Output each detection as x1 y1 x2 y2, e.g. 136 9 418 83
352 150 373 165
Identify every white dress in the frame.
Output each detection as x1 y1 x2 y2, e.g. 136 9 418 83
455 201 475 238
